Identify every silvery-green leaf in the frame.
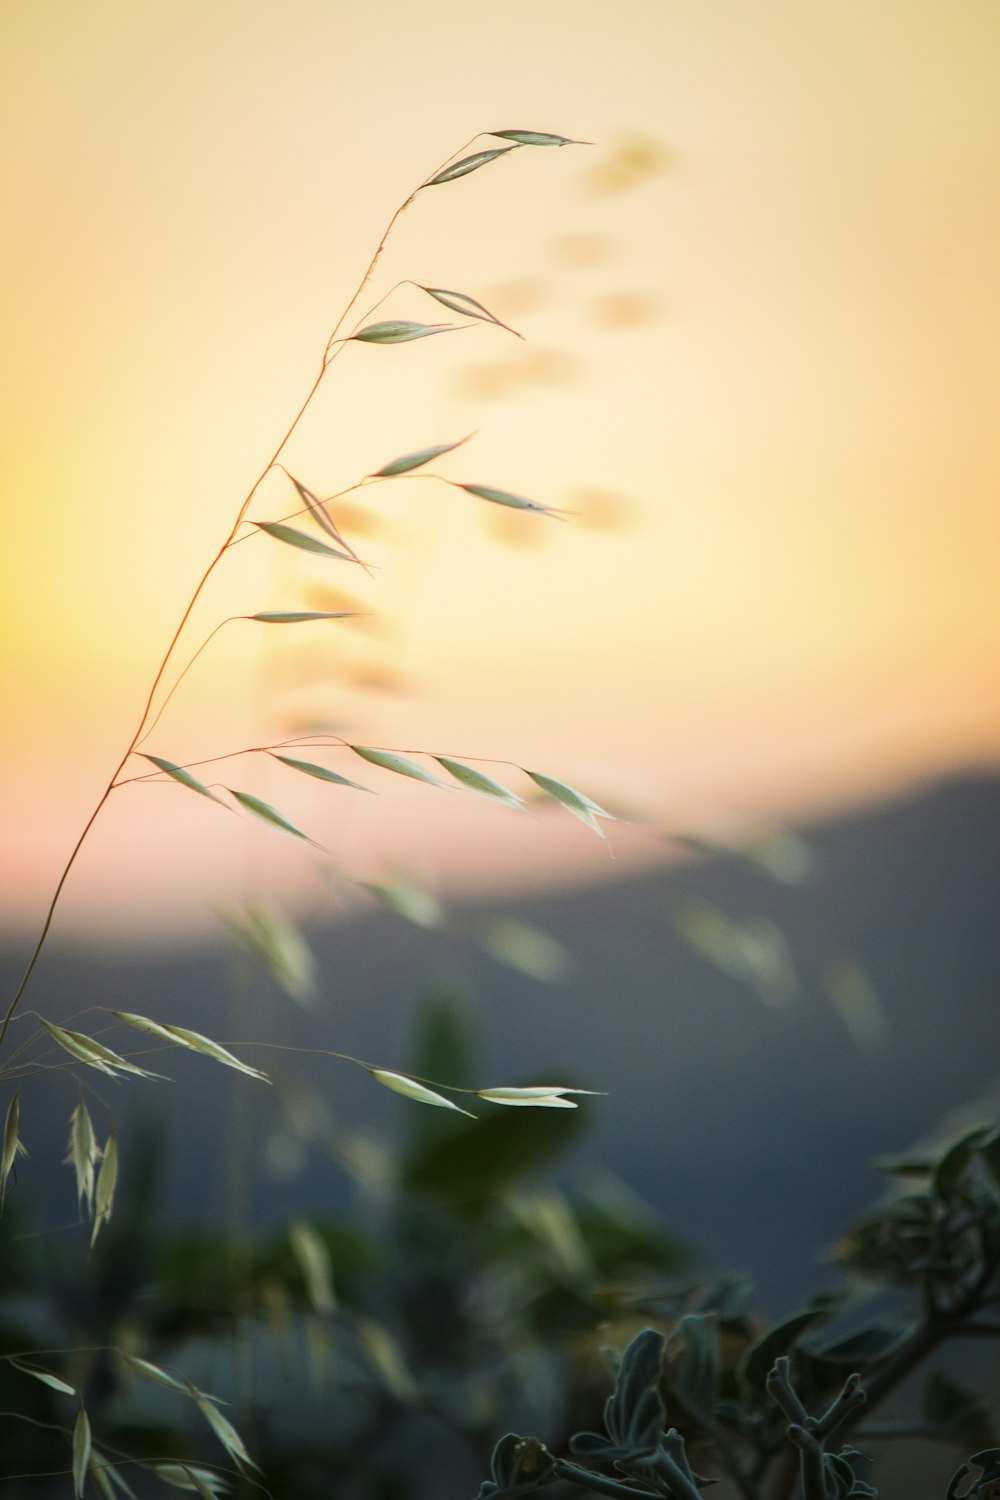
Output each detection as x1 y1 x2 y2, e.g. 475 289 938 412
349 746 449 788
373 436 471 477
229 789 314 844
141 755 226 806
491 129 589 147
150 1465 230 1496
288 474 340 541
248 611 355 623
271 754 371 793
120 1353 191 1396
1 1093 26 1208
482 1093 577 1109
72 1408 92 1499
91 1132 118 1246
222 907 317 1006
524 769 613 836
113 1012 270 1083
9 1358 76 1397
435 757 523 808
370 1069 475 1117
351 320 452 344
253 522 353 560
477 1086 599 1101
459 483 558 516
419 286 521 337
191 1389 259 1471
65 1101 99 1211
479 917 570 981
42 1020 154 1078
426 147 518 185
356 1318 420 1403
365 878 443 929
289 1219 336 1314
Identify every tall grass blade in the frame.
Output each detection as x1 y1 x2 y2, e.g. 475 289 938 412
524 770 613 836
65 1100 99 1211
9 1358 76 1397
491 129 589 146
350 746 449 788
426 147 518 184
370 1068 475 1117
72 1407 92 1499
373 436 471 477
253 521 353 560
113 1011 270 1082
90 1131 118 1246
248 611 355 623
1 1093 26 1208
229 789 315 845
459 483 559 516
420 286 522 337
272 754 371 792
351 320 452 344
435 757 523 809
140 755 226 806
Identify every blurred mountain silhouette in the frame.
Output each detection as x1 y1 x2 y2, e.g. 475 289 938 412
3 771 998 1308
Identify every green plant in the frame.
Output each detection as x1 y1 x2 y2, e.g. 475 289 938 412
0 128 621 1492
471 1122 1000 1500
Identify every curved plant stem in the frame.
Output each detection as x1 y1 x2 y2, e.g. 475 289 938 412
0 363 325 1054
0 132 506 1056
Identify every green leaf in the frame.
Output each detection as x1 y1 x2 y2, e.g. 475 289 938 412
477 1085 598 1108
426 146 519 185
271 754 371 792
351 320 453 344
365 877 444 929
287 473 340 541
253 521 353 560
149 1465 230 1497
41 1019 160 1079
229 789 315 844
140 754 226 806
458 482 559 516
289 1220 337 1314
524 769 614 836
739 1309 829 1392
356 1317 420 1403
420 285 522 337
191 1388 258 1471
90 1131 118 1246
491 129 589 147
1 1093 26 1209
933 1125 991 1202
221 907 317 1006
370 1068 475 1117
120 1353 191 1396
73 1407 92 1499
479 917 570 981
349 745 450 789
113 1011 271 1083
435 757 523 808
65 1100 99 1211
9 1358 76 1397
372 436 471 477
248 611 355 623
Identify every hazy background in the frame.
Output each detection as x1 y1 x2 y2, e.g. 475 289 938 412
2 0 999 941
2 12 999 1493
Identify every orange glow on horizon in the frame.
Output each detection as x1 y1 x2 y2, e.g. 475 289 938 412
2 1 999 942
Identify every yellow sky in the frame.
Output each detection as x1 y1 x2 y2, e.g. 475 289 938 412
2 1 999 941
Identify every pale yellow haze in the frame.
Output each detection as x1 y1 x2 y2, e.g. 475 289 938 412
2 2 998 942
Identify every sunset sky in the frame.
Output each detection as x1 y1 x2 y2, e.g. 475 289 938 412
2 1 998 943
